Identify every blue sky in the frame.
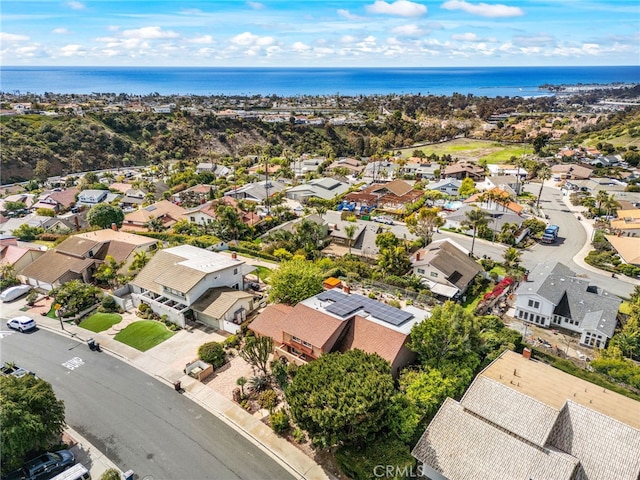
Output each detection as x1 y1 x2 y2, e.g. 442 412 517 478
1 1 638 67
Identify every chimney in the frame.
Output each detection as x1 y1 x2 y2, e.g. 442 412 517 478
231 252 237 259
343 285 350 294
523 347 532 360
111 222 118 231
416 251 421 261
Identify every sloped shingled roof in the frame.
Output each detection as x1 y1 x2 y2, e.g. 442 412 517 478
413 351 640 480
516 262 621 337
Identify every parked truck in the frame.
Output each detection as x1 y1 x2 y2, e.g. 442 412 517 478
541 224 560 244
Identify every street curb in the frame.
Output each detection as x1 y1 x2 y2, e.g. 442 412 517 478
65 425 124 477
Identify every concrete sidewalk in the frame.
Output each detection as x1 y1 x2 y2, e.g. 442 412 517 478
64 426 123 480
33 307 330 480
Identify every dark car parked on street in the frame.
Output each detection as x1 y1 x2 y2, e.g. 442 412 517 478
2 451 75 480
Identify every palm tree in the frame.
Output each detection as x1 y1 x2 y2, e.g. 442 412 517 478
503 247 522 269
129 250 150 272
461 208 489 257
535 165 551 209
145 216 166 232
594 190 609 216
344 223 357 255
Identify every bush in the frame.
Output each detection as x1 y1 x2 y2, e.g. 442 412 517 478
249 375 270 393
270 410 290 434
100 469 121 480
292 427 306 443
258 389 278 412
198 342 226 369
336 435 415 480
100 295 118 313
387 299 401 308
223 335 240 349
25 289 38 306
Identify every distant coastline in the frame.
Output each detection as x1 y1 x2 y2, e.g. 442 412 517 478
1 65 639 98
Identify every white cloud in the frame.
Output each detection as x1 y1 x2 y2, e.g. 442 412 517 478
441 0 523 18
366 1 427 17
122 26 179 39
66 1 85 10
189 35 215 44
246 2 265 9
337 9 361 20
0 32 30 42
180 8 204 15
452 32 479 41
107 25 119 32
52 28 71 34
340 35 358 44
230 32 274 47
60 44 86 56
292 41 311 52
391 24 425 37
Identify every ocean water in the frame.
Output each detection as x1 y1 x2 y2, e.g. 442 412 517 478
1 65 638 97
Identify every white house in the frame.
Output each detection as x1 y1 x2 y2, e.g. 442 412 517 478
131 245 253 331
425 178 462 196
285 178 349 201
514 262 621 348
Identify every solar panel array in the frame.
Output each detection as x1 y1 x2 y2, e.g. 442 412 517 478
316 290 413 326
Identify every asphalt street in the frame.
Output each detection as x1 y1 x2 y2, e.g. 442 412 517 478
521 183 636 298
0 328 295 480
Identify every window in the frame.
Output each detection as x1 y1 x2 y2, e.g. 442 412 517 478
417 268 425 275
302 340 312 349
163 286 185 298
234 268 238 275
292 336 301 343
527 299 540 308
430 272 438 278
190 216 195 222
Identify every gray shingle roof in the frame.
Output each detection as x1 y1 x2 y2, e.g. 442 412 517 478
412 398 579 480
547 402 640 480
517 262 621 337
461 376 558 448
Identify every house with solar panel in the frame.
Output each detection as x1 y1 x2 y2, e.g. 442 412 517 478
514 262 621 349
249 289 430 377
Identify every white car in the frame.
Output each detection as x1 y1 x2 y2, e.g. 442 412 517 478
0 284 32 302
373 216 394 225
7 316 37 332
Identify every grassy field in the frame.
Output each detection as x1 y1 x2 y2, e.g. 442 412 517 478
79 312 122 333
114 320 175 352
398 138 528 164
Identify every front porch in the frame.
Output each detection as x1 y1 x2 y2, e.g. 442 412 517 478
133 290 190 328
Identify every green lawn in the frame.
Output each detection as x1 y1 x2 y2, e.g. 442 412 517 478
79 312 122 333
45 306 58 319
255 265 272 281
114 320 175 352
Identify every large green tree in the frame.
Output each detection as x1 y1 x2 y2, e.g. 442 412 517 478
267 258 324 305
287 350 395 448
408 301 481 368
51 279 103 315
87 203 125 229
0 375 66 472
406 207 444 246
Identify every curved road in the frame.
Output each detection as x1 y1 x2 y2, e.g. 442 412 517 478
521 182 637 298
0 328 295 480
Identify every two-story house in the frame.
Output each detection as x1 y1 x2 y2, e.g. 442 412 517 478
425 178 462 197
131 245 253 330
514 262 621 349
411 239 482 299
250 289 429 377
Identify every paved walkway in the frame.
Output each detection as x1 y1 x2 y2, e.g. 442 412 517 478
32 307 330 480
